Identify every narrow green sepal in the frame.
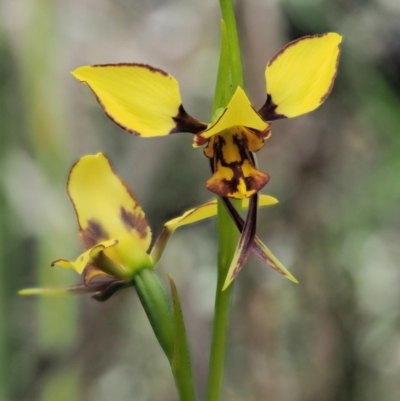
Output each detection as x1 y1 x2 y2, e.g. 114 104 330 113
168 275 198 401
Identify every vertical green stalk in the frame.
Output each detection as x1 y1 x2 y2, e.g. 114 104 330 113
206 1 243 400
218 0 244 90
206 198 239 401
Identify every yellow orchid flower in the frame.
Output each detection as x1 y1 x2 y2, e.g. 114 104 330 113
72 33 342 200
19 153 239 301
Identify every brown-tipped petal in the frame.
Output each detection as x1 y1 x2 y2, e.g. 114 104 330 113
222 194 258 290
72 64 206 137
261 33 342 121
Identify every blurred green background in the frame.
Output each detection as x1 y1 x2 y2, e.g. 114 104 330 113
1 0 400 400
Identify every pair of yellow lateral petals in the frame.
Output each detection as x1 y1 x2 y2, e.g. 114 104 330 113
71 33 342 199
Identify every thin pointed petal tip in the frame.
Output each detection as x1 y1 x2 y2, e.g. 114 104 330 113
284 271 299 284
19 288 70 296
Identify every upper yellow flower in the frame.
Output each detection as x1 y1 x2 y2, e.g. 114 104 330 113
72 33 342 200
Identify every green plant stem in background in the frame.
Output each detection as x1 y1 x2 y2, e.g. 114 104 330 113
206 1 244 400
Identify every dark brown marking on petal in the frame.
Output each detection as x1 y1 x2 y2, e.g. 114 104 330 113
257 125 272 139
65 283 108 294
208 166 268 199
81 219 109 250
170 105 207 134
91 63 169 77
83 264 109 286
195 134 209 147
206 164 243 199
230 194 258 280
258 94 287 121
205 133 269 198
320 41 342 103
120 207 148 239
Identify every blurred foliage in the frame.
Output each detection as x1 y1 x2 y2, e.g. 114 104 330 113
0 0 400 400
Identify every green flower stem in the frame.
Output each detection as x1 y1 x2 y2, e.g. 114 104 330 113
206 1 243 400
133 269 197 401
219 0 243 90
206 198 240 401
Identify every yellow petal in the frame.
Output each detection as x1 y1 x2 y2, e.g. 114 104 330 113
242 194 278 208
263 33 342 119
68 153 151 254
151 200 218 264
198 87 269 140
165 201 218 231
72 64 205 137
52 239 118 274
19 284 113 297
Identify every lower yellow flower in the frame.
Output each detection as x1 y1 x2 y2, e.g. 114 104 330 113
20 153 296 297
20 153 229 300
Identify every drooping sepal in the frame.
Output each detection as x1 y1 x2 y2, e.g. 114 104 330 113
221 197 298 283
222 194 258 290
